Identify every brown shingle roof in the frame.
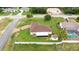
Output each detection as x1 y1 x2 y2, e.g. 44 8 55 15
30 23 52 32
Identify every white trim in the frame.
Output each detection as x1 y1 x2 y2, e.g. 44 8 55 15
60 23 63 28
62 40 79 43
15 40 79 45
31 32 52 36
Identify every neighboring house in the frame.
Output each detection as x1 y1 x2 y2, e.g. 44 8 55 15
47 8 63 15
30 23 52 36
50 35 58 40
59 21 79 32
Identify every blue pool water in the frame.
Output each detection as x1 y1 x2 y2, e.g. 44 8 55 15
67 31 79 39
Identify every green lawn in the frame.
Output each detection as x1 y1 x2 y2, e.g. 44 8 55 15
22 11 28 15
0 12 11 16
14 29 55 42
12 17 67 42
13 43 79 51
13 44 57 51
11 11 20 15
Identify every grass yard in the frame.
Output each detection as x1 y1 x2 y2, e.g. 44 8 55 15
12 17 67 42
0 12 11 16
13 44 57 51
22 11 28 15
0 18 12 31
14 29 54 42
13 43 79 51
56 43 79 51
11 11 20 15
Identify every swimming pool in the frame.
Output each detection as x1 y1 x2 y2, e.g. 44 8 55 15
67 31 79 39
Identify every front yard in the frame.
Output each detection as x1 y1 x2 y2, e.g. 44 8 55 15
12 17 67 42
13 43 79 51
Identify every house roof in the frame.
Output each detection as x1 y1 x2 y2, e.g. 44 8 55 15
30 23 52 32
61 21 79 31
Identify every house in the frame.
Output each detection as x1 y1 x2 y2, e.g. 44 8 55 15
50 35 58 40
59 21 79 32
47 8 63 15
30 23 52 36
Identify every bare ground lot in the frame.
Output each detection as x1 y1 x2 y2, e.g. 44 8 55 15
0 18 12 36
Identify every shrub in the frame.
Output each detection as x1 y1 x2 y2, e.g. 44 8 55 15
76 17 79 22
60 7 79 14
30 7 47 14
44 15 51 21
26 12 33 18
0 8 3 13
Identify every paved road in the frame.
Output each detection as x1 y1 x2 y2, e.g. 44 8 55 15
33 14 46 18
0 16 25 50
51 14 79 18
33 14 79 18
0 10 25 50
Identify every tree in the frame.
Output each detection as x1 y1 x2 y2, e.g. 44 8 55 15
26 12 33 18
29 7 47 14
76 17 79 22
44 15 51 21
60 7 79 14
0 8 3 13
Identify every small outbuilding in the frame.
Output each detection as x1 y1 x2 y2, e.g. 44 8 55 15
50 35 58 40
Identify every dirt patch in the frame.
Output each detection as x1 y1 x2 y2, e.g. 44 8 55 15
13 25 31 33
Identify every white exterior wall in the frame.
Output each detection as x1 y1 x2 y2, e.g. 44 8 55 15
31 32 52 36
59 23 63 28
50 37 58 40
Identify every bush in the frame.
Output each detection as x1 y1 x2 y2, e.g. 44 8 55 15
44 15 51 21
26 12 33 18
0 8 3 13
76 17 79 22
30 7 47 14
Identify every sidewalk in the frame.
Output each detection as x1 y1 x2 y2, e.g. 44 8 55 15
15 42 63 45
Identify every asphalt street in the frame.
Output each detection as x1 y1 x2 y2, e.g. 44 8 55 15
0 10 25 50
